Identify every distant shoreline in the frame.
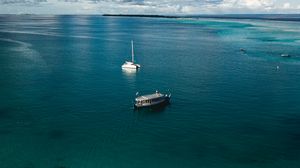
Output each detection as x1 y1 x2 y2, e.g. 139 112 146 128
103 14 300 22
0 14 299 22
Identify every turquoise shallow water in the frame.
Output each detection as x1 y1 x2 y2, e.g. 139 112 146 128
0 15 300 168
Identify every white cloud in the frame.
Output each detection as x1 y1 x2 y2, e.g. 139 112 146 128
220 0 274 9
0 0 299 14
283 3 291 9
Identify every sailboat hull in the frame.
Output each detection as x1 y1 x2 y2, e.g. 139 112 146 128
122 62 140 69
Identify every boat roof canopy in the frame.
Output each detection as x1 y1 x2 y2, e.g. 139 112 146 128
136 93 164 101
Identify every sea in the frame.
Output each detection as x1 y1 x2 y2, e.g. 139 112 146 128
0 15 300 168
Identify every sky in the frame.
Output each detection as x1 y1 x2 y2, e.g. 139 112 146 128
0 0 299 14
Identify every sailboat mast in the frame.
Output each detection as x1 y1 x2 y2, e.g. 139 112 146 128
131 40 134 63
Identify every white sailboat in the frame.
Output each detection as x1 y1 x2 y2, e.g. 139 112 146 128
122 40 141 69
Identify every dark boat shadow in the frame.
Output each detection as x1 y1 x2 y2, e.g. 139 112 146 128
133 102 171 115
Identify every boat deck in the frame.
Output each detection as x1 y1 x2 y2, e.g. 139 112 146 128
135 93 165 101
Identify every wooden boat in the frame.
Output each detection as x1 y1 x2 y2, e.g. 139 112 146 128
134 91 171 108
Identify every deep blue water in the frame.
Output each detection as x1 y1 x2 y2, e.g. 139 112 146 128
0 15 300 168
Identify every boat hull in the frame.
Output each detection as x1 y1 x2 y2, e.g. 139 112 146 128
281 54 291 57
122 63 140 69
122 65 139 69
